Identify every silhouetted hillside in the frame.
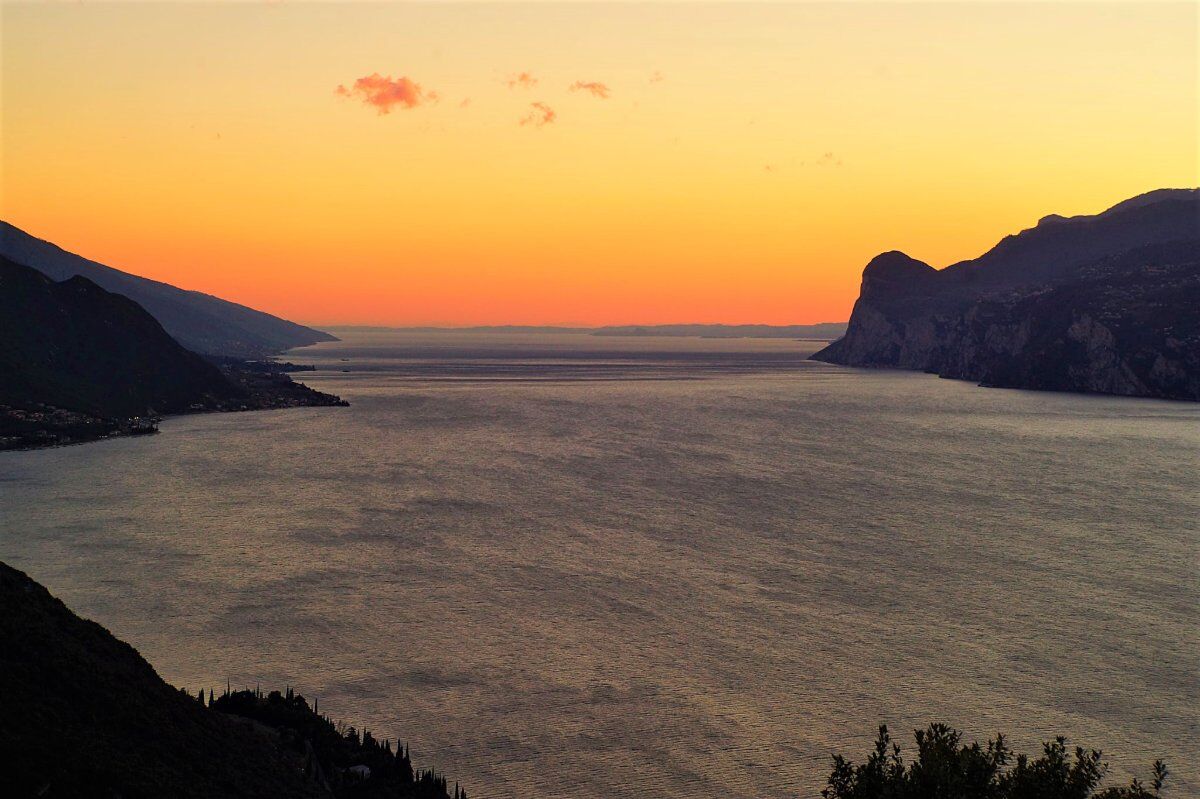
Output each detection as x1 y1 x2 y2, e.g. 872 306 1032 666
0 255 240 419
813 189 1199 400
0 560 324 798
0 256 346 450
0 561 463 799
0 221 336 358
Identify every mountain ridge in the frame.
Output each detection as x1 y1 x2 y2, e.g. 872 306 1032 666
0 255 346 450
812 189 1200 400
0 255 241 420
0 221 336 358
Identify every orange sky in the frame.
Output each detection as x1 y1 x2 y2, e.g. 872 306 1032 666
2 2 1196 327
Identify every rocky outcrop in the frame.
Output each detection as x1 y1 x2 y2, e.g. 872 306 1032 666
813 189 1200 401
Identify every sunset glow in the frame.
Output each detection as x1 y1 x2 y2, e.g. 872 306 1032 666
2 1 1196 326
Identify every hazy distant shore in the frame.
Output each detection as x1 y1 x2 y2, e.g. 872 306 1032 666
318 323 848 341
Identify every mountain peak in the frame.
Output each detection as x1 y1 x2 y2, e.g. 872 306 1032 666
1099 187 1198 218
862 250 936 282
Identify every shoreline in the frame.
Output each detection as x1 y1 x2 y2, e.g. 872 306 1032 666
0 359 347 452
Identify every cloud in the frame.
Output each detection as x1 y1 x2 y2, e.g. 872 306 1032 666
459 98 472 108
568 80 611 99
506 72 538 90
649 71 665 84
519 102 556 128
335 73 436 114
815 151 844 167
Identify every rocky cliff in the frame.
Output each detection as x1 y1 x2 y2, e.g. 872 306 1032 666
812 189 1199 401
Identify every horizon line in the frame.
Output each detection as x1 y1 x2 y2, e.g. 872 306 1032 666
304 321 850 331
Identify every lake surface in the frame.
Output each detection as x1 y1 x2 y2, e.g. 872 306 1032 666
2 330 1197 798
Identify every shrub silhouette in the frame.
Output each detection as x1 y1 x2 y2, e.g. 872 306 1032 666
824 724 1167 799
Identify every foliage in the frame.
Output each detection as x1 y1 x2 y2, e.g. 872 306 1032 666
205 686 464 799
824 724 1168 799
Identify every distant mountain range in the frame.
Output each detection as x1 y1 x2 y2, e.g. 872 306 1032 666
813 189 1200 401
0 221 336 358
592 323 846 339
329 323 847 340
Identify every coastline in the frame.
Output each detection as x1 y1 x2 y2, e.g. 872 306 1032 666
0 358 347 452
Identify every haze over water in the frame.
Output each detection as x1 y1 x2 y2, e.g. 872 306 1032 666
2 330 1196 798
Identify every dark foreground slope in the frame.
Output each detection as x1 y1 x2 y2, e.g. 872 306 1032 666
0 559 1169 799
0 256 345 450
0 560 324 798
0 561 463 799
813 189 1199 400
0 221 336 358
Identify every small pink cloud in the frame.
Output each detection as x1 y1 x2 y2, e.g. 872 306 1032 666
568 80 611 99
460 97 472 108
649 71 665 84
335 73 435 114
506 72 538 90
520 102 556 128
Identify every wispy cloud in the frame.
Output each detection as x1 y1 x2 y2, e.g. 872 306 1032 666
506 72 538 90
335 73 436 114
519 102 556 128
815 151 843 167
568 80 611 99
649 71 665 84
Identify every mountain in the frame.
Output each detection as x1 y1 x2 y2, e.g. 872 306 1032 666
0 221 336 358
0 256 346 449
0 561 465 799
0 255 241 420
0 560 325 798
813 189 1200 400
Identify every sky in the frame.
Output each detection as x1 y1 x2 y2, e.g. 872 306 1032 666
2 2 1196 327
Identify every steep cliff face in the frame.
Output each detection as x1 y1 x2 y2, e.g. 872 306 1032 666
813 190 1200 400
812 251 950 368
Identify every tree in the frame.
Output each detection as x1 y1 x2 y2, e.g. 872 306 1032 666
823 724 1166 799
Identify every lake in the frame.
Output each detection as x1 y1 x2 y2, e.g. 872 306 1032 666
2 330 1196 797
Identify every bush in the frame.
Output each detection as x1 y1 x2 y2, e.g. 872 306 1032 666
824 724 1167 799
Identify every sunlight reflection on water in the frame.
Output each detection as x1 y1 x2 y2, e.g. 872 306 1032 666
2 331 1197 798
